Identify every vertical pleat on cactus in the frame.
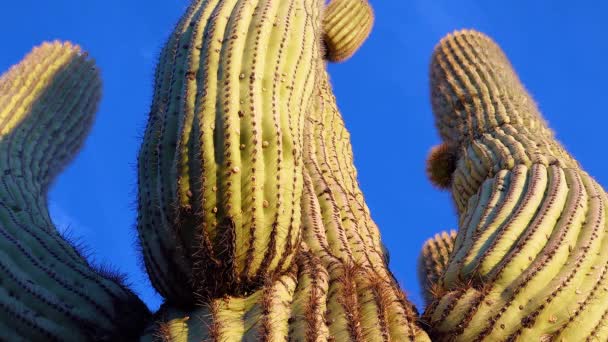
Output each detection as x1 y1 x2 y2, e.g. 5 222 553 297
0 42 150 341
422 30 608 341
137 0 324 304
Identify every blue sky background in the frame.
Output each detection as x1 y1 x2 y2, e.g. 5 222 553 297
2 0 608 312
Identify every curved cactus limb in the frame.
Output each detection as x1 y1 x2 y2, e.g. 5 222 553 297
0 42 150 341
423 29 608 341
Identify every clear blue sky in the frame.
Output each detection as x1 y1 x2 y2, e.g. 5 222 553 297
2 0 608 312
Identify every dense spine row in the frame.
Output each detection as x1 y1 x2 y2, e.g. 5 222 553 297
423 30 608 341
417 230 456 304
137 0 324 304
0 42 149 341
322 0 374 62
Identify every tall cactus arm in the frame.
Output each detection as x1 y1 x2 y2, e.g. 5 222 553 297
136 0 324 306
423 30 608 341
0 42 150 341
322 0 374 62
417 230 456 305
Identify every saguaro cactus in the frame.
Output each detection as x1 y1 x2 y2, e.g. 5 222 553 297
0 42 150 341
423 30 608 341
8 1 607 341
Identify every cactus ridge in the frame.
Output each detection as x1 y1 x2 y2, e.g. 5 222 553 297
322 0 374 62
423 30 608 341
417 230 457 304
137 0 324 304
0 42 150 341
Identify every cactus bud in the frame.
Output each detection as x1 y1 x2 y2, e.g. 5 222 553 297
322 0 374 62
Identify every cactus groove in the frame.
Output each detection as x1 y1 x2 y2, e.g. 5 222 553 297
423 29 608 341
0 41 150 341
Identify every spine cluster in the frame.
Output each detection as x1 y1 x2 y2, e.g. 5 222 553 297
423 30 608 341
0 42 150 341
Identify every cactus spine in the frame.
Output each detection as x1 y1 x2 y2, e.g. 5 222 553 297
423 30 608 341
417 230 456 304
137 0 323 304
0 42 150 341
322 0 374 62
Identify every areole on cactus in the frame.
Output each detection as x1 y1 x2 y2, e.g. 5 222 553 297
1 0 607 341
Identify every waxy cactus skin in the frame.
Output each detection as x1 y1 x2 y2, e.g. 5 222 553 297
423 30 608 341
0 42 150 341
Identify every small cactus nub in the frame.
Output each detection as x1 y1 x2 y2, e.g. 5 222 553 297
418 230 457 304
322 0 374 62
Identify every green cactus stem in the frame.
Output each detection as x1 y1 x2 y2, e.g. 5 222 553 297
418 230 456 304
0 41 150 341
137 0 324 305
422 29 608 341
322 0 374 62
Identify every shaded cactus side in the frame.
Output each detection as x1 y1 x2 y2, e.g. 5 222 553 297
0 42 150 341
422 30 608 341
417 230 456 305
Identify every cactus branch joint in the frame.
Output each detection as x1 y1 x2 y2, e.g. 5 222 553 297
1 0 607 341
